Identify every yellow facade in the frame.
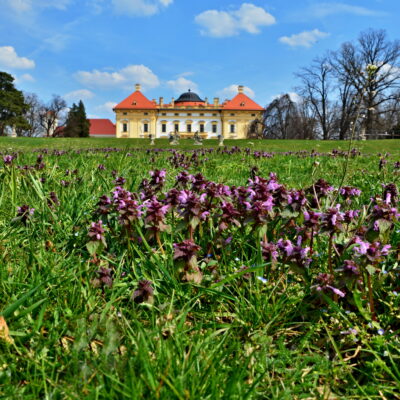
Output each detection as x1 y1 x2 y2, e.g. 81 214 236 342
114 85 264 139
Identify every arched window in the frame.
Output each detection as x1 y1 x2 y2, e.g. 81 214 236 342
142 119 150 133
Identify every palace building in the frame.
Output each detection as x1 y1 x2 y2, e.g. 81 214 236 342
113 84 264 139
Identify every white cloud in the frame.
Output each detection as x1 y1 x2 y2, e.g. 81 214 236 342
279 29 329 48
112 0 173 16
5 0 71 12
95 102 118 114
0 46 35 69
64 89 95 102
310 3 386 18
288 92 302 103
377 63 400 81
178 71 194 78
270 92 302 104
217 84 255 99
195 3 276 38
13 73 35 84
44 34 71 52
75 64 160 90
19 73 35 82
166 77 199 94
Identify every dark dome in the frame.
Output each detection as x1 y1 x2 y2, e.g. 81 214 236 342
175 90 204 103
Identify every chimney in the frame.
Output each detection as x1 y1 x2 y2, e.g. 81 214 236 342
238 85 244 94
171 97 175 107
159 97 164 107
213 97 219 107
135 83 141 91
204 97 208 105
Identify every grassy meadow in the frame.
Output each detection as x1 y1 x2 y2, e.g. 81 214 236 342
0 138 399 399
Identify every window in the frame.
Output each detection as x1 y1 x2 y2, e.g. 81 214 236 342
187 124 192 133
230 113 235 116
174 123 179 132
162 113 166 116
212 124 217 134
174 113 179 116
187 113 192 116
162 123 167 133
230 124 235 133
144 112 148 116
200 124 205 133
213 113 217 116
122 123 128 133
200 113 204 116
251 114 256 117
123 112 127 115
143 123 149 133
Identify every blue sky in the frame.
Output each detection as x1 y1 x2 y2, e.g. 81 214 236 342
0 0 398 120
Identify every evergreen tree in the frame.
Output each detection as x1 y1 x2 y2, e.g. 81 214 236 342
0 72 29 136
64 100 90 137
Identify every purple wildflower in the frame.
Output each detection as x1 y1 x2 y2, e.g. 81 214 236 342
261 241 278 262
149 169 167 191
88 221 106 243
314 273 346 298
382 183 398 205
132 280 154 304
353 237 391 262
341 260 360 276
3 155 14 165
173 240 201 261
144 197 170 232
114 176 126 186
97 195 112 215
219 202 241 231
16 205 35 224
340 186 362 198
303 210 322 229
47 191 60 208
175 171 194 188
92 267 113 288
173 239 202 283
321 205 344 232
344 209 359 223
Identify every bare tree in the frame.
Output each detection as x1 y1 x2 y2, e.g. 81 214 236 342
295 57 334 140
39 95 67 137
17 93 43 137
375 90 400 138
331 75 358 140
263 94 297 139
293 98 318 140
263 94 317 139
331 29 400 138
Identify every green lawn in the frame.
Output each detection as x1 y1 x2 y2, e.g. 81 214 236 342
0 137 399 155
0 138 399 399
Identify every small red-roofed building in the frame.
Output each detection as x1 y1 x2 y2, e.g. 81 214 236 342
53 119 116 137
114 84 264 139
88 119 116 137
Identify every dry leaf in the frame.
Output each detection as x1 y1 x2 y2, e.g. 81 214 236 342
0 316 14 344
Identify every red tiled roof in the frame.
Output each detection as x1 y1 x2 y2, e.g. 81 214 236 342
89 119 116 135
222 93 264 111
114 90 157 110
